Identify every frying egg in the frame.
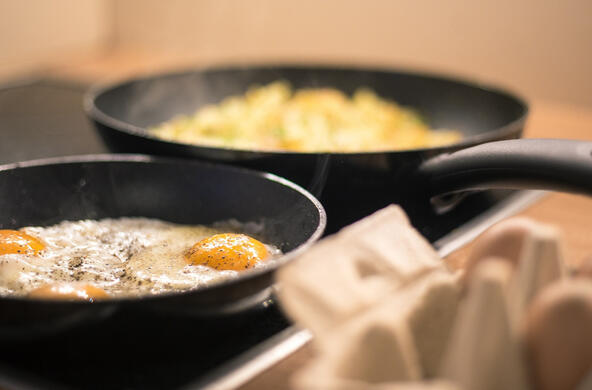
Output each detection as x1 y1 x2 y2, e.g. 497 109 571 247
0 229 45 255
185 233 269 270
29 283 109 301
0 218 280 299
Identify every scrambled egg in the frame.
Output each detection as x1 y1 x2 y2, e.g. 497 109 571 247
150 81 461 152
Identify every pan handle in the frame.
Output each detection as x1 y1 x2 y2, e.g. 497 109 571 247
416 139 592 197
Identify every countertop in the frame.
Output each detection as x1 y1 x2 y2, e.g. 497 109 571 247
20 53 592 388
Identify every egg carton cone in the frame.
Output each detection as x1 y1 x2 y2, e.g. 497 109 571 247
324 271 460 380
459 217 567 331
523 280 592 390
276 205 445 336
508 223 566 330
463 217 541 284
440 259 530 390
290 270 460 389
329 306 423 384
338 205 445 280
399 271 461 378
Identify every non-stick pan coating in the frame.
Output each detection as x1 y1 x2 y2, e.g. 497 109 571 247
0 155 325 337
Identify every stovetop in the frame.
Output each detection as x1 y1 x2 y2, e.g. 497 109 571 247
0 80 543 390
0 79 523 245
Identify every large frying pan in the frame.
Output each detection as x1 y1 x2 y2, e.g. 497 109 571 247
85 65 592 232
0 155 325 338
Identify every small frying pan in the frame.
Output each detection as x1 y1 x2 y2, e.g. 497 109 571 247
0 155 325 338
85 65 592 232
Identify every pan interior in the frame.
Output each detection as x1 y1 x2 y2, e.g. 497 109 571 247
92 66 527 141
0 158 323 261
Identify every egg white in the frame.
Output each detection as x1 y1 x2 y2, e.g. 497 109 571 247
0 218 280 298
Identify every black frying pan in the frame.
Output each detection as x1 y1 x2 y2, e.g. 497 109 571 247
85 65 592 233
0 155 325 338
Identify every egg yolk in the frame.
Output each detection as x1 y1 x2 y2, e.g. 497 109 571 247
0 229 45 255
29 283 109 302
185 233 269 271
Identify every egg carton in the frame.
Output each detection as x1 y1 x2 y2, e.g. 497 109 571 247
276 205 592 390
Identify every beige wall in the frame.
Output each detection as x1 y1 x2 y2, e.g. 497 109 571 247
0 0 112 79
0 0 590 108
112 0 592 108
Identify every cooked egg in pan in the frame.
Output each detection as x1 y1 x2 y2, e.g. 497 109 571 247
0 218 280 301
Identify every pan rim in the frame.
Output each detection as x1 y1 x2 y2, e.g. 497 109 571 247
0 153 327 306
83 63 529 157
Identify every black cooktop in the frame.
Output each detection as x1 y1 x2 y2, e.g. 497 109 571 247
0 80 535 390
0 79 107 164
